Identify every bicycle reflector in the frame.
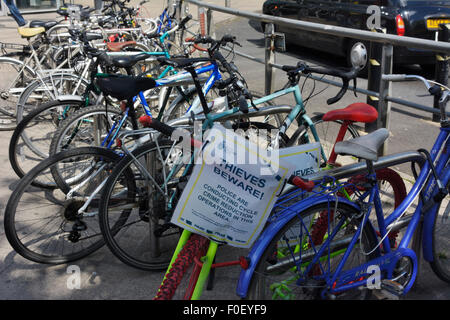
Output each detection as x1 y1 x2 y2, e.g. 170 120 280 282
396 15 405 36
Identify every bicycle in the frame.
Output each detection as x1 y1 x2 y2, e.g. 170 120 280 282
7 19 198 186
235 74 449 299
97 41 405 274
0 52 258 266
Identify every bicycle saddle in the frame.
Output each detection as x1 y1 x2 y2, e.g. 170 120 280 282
29 20 58 30
334 128 389 161
157 57 214 69
322 102 378 123
109 52 151 68
107 41 137 52
17 27 45 38
95 75 157 101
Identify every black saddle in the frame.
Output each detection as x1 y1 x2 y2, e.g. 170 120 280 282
157 57 214 69
334 128 389 161
110 53 152 69
95 75 157 101
29 20 58 30
84 32 103 41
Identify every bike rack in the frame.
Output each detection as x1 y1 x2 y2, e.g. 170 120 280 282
176 0 450 156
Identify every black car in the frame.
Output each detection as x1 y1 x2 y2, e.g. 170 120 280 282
262 0 450 70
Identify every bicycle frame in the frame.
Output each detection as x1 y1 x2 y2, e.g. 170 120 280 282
236 125 450 298
155 71 363 300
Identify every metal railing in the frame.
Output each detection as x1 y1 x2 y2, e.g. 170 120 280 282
177 0 450 154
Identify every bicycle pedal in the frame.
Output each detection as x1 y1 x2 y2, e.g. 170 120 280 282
372 289 400 300
379 279 404 298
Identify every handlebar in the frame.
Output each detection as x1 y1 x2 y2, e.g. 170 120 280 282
282 62 359 105
288 175 315 192
382 73 449 122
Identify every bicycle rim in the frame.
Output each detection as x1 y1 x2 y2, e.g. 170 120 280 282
430 181 450 283
99 139 189 270
9 100 84 188
4 147 120 264
0 57 36 119
247 201 378 300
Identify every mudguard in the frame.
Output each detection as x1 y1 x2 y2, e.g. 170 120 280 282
55 95 84 103
236 194 362 298
0 56 36 77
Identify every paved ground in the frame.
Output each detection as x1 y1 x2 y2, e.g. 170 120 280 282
0 1 449 301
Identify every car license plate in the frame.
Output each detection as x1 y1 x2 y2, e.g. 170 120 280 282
426 18 450 30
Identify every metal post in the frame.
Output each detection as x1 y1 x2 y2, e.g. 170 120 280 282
264 23 275 96
175 0 182 21
366 36 383 133
206 7 215 38
94 0 103 11
198 6 207 36
378 43 393 155
433 24 450 122
225 0 231 7
366 29 393 156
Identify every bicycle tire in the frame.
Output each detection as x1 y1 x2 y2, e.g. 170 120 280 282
99 139 190 271
163 89 282 128
154 233 209 300
4 146 121 264
16 73 90 123
292 113 360 166
9 99 84 188
246 201 379 300
0 56 36 122
49 104 127 156
429 180 450 283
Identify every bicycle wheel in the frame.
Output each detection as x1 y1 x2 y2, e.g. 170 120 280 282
9 99 84 188
247 201 379 300
163 89 282 128
430 181 450 283
49 104 130 155
4 147 121 264
293 113 360 166
99 138 191 270
16 73 90 123
0 56 36 127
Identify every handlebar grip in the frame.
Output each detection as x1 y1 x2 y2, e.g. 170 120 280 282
139 115 175 137
179 14 192 29
429 84 441 96
221 34 236 43
281 65 298 72
327 79 349 105
238 95 249 114
289 176 315 192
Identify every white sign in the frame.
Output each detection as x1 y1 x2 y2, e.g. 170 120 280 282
171 124 321 248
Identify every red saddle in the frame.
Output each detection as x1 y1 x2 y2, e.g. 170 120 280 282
106 41 137 52
322 103 378 123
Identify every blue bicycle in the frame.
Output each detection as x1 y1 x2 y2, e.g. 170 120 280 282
237 74 449 299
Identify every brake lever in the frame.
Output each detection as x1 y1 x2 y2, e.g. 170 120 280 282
353 78 357 97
